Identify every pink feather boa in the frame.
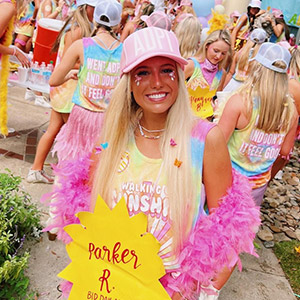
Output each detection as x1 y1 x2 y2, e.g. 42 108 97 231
41 155 92 244
42 158 260 298
160 169 260 298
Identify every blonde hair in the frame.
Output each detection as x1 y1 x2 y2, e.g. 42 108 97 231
52 5 92 52
16 0 27 17
178 5 196 16
91 66 197 254
175 16 202 59
196 29 232 69
289 46 300 78
237 39 261 72
240 61 294 133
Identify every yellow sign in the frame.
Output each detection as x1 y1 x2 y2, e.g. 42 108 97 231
189 87 216 119
58 196 171 300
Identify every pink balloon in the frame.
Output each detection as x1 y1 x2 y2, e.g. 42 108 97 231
215 0 223 4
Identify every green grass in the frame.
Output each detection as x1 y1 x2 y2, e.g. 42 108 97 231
274 240 300 296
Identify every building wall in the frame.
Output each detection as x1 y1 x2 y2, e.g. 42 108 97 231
224 0 249 16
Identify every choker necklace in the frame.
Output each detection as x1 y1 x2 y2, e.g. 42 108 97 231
138 121 164 139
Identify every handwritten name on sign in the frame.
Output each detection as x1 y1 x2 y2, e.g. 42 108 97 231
88 241 141 293
58 196 171 300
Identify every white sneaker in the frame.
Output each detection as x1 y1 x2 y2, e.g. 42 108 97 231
34 95 51 108
27 169 54 184
25 88 36 101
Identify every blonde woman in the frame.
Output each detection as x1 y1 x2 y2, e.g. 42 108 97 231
45 27 260 299
14 0 40 53
175 15 202 59
88 27 259 299
218 43 298 205
27 0 97 184
223 28 266 92
185 29 232 119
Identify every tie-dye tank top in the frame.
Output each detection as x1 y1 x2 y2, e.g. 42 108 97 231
186 58 223 119
50 32 76 113
112 119 215 272
228 97 287 189
72 37 123 112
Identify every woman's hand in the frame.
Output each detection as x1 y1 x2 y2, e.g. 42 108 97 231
15 48 30 68
66 69 78 81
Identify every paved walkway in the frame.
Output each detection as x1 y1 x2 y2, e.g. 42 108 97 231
0 85 296 300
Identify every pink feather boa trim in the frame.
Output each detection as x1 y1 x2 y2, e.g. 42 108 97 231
41 155 91 244
160 169 261 298
42 158 260 298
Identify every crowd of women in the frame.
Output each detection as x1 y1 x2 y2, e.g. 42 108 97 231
1 0 300 299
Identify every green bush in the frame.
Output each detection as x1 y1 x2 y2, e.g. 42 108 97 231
0 170 41 299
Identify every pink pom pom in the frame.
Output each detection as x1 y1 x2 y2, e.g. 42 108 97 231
161 170 261 298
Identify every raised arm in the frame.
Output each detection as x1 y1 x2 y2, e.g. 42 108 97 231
231 15 247 50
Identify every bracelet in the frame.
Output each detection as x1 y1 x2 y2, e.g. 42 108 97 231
55 6 62 13
179 291 188 300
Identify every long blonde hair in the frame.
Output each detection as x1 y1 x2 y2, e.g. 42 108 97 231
196 29 232 69
240 60 294 133
175 16 202 59
237 39 261 72
289 46 300 79
91 66 197 254
52 5 92 52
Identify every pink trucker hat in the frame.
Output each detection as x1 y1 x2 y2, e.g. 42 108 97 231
121 27 187 74
141 11 172 31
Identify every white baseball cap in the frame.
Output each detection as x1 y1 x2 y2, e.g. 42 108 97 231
76 0 99 7
93 0 122 27
249 28 266 44
249 42 291 73
248 0 261 9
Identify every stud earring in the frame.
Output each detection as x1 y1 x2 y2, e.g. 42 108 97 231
169 71 175 81
135 75 142 86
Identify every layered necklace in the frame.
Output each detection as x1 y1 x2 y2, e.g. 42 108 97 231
138 120 165 140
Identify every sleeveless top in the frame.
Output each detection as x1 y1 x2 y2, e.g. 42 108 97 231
16 0 34 26
236 13 250 40
72 37 123 112
227 97 287 189
269 31 286 43
50 32 76 113
186 57 223 119
111 119 215 272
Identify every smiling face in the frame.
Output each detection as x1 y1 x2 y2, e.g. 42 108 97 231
130 56 179 118
206 40 230 65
